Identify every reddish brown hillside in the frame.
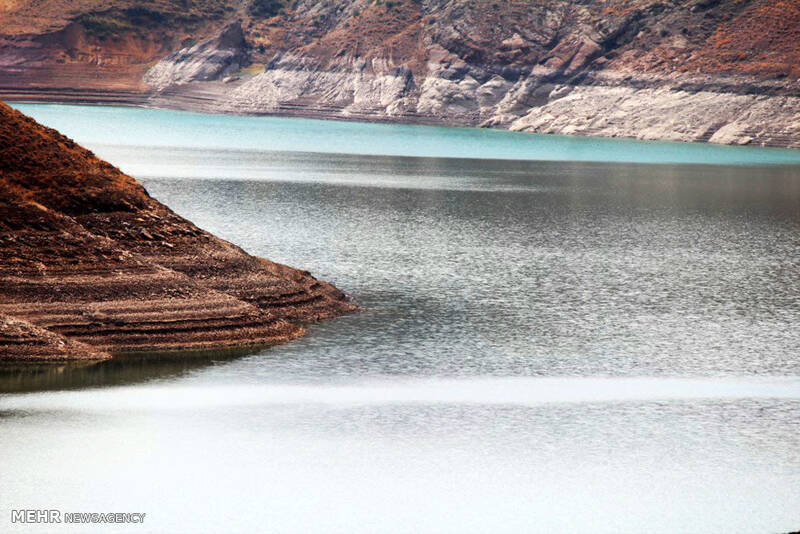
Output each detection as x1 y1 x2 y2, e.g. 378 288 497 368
0 101 355 360
689 0 800 77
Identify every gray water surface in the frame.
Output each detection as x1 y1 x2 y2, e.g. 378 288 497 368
1 106 799 533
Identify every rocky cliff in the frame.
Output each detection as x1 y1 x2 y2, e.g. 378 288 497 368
1 0 800 147
0 101 355 361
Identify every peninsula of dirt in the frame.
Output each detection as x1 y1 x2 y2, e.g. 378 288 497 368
0 101 355 361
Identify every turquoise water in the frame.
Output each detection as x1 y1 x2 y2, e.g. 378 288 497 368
2 105 800 534
12 103 800 166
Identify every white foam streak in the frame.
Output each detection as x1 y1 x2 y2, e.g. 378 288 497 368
2 376 799 412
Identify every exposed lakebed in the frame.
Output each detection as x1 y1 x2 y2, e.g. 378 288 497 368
2 105 799 533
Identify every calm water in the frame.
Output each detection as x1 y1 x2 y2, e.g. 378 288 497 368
2 104 800 533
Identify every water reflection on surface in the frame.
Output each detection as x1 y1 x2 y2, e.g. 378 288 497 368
2 108 800 533
0 347 262 393
134 156 800 381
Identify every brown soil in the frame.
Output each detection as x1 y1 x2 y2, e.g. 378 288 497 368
0 314 110 361
0 100 356 361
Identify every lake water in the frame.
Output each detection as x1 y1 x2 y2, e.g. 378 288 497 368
2 104 800 533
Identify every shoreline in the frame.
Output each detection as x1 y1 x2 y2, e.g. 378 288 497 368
6 87 800 151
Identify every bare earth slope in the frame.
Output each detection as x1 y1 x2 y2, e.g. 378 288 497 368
1 0 800 146
0 101 355 361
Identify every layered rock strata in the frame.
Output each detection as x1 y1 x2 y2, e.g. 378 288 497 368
0 101 355 360
2 0 800 147
0 314 110 362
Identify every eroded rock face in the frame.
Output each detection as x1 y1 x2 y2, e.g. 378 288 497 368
220 54 415 117
505 82 800 146
1 0 800 146
145 21 250 90
0 101 355 359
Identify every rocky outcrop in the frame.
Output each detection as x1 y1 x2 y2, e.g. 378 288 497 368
1 0 800 147
502 80 800 147
219 54 416 118
145 21 250 90
0 101 355 360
